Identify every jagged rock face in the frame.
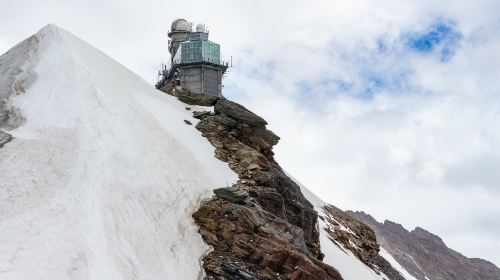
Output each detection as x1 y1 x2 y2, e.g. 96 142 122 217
185 96 343 279
195 112 278 178
321 205 405 280
348 211 500 280
194 105 322 256
193 199 342 280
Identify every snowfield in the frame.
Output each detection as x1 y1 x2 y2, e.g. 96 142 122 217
0 24 236 280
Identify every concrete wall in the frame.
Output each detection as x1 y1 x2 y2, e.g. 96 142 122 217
179 65 222 96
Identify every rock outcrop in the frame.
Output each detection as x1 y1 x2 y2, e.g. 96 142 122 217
348 211 500 280
214 99 268 126
213 187 249 204
193 198 343 280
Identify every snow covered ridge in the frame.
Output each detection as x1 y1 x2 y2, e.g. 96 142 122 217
0 24 406 280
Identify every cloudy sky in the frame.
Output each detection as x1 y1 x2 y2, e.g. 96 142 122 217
1 0 500 266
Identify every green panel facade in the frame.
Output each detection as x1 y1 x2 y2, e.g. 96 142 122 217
173 41 221 65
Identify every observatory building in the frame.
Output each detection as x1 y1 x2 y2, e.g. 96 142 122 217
157 19 229 96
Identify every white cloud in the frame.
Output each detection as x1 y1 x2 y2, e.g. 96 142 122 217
1 0 499 266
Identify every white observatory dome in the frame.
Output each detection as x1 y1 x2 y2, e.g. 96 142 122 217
196 23 206 33
171 19 191 32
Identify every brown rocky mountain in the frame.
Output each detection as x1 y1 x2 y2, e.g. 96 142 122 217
347 211 500 280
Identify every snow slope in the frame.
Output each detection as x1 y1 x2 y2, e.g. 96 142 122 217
0 24 236 280
379 248 418 280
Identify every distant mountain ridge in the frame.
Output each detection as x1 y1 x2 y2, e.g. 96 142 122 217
347 211 500 280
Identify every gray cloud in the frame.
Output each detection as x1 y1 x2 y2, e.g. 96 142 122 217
446 155 500 191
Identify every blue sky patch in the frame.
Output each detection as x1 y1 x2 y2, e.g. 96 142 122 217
377 37 388 53
404 20 462 62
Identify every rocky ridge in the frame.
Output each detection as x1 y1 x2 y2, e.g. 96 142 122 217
0 32 39 149
348 211 500 280
160 84 404 280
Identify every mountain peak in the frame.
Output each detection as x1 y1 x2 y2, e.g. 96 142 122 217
37 23 65 40
41 23 60 31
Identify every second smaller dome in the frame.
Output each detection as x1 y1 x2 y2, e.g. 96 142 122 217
196 23 206 33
